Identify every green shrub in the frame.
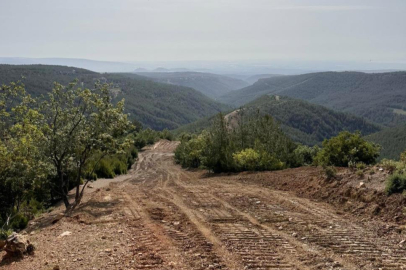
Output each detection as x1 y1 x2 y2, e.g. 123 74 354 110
130 148 138 159
380 159 397 174
315 131 380 167
385 173 406 195
293 145 319 166
9 213 29 231
0 229 12 240
95 159 115 178
356 162 366 170
112 160 127 175
233 148 260 171
356 169 364 178
323 166 337 180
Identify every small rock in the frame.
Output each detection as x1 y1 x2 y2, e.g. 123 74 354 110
58 231 72 238
173 221 180 226
87 184 94 189
255 201 261 204
278 226 283 230
292 232 298 238
118 230 124 234
359 182 365 188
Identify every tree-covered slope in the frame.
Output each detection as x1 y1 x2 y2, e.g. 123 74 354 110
176 95 381 146
135 72 249 99
218 71 406 126
0 65 228 130
365 124 406 160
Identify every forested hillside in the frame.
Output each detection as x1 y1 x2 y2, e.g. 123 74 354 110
0 65 228 130
135 72 249 99
175 95 380 146
366 124 406 160
219 71 406 126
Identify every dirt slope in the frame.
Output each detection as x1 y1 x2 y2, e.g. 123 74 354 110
1 140 405 269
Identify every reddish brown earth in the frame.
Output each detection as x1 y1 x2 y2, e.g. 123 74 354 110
1 140 405 270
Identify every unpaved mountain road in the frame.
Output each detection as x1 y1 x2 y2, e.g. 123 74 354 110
2 140 405 270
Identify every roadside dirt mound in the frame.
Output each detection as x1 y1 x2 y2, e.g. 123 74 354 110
227 167 406 225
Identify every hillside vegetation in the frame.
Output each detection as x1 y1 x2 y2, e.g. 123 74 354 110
135 72 249 99
0 65 228 130
175 95 381 146
219 71 406 126
366 124 406 160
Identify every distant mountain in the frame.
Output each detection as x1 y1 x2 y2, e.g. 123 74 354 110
218 71 406 126
135 72 249 99
0 57 138 73
365 124 406 160
0 65 228 130
175 95 380 146
244 74 284 84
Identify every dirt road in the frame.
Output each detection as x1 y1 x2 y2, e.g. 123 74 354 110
2 140 405 270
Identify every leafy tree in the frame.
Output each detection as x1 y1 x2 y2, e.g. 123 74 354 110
0 82 49 228
315 131 380 167
38 81 131 210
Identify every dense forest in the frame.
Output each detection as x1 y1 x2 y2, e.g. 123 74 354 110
0 65 229 130
365 124 406 160
134 72 249 99
219 71 406 126
175 95 381 147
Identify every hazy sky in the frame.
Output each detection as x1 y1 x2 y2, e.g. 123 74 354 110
1 0 405 64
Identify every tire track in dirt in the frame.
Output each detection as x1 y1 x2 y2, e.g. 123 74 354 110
122 140 406 270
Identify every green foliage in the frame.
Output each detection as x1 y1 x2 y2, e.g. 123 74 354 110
95 159 116 178
175 133 207 168
365 124 406 160
385 173 406 195
133 128 173 149
293 145 320 166
401 150 406 163
380 159 398 174
315 131 380 167
0 229 12 240
38 81 132 209
379 159 406 175
356 170 364 178
323 166 337 180
233 149 260 171
356 162 366 170
9 213 29 231
175 112 295 173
